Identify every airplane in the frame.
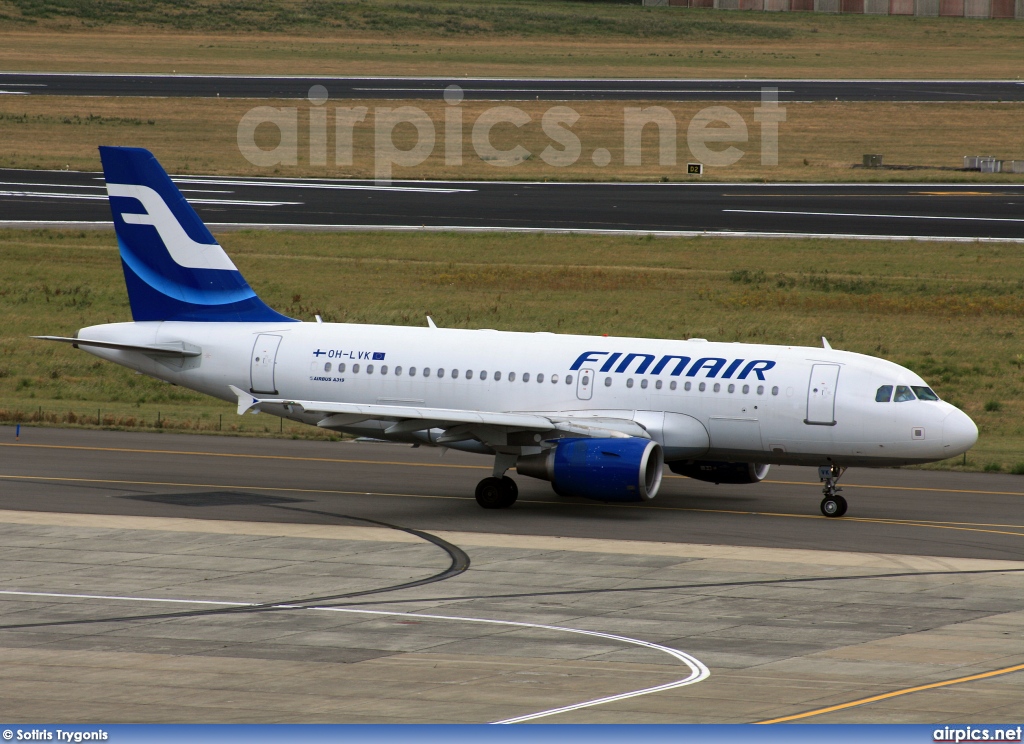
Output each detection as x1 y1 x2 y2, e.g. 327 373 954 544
36 147 978 518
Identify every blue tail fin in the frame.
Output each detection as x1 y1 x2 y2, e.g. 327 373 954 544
99 146 294 323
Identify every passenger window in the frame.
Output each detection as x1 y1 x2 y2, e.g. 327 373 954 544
875 385 893 402
912 386 940 401
757 385 764 395
494 371 501 381
771 386 779 396
699 382 706 392
655 380 662 390
742 384 749 394
395 366 402 376
452 369 459 379
713 383 721 393
523 372 530 382
604 377 612 387
551 374 558 383
566 375 574 385
670 381 677 391
324 362 331 372
353 364 360 373
684 381 691 391
537 373 544 383
640 379 648 389
480 370 487 381
894 385 916 402
728 384 735 394
437 368 445 378
465 370 473 380
626 379 634 389
381 365 388 375
423 367 430 377
509 372 516 382
408 367 415 377
339 363 346 373
367 365 374 374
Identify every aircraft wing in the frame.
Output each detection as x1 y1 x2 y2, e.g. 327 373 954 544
229 386 649 442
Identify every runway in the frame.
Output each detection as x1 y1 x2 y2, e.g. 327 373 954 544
1 426 1023 722
1 73 1023 102
2 168 1023 241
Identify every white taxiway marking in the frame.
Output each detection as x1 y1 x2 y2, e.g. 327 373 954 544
724 208 1024 223
0 588 709 723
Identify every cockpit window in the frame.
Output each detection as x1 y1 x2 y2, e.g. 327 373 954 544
875 385 893 402
894 385 916 402
912 386 940 401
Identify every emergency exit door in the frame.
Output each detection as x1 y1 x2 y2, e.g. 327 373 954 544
805 363 840 426
576 368 594 400
250 334 282 394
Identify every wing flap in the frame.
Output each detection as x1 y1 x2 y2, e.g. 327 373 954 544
228 388 651 442
228 386 554 430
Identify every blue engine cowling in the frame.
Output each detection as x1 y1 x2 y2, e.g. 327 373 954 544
669 460 770 484
516 437 664 502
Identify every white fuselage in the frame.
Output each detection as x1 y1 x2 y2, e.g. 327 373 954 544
76 320 978 468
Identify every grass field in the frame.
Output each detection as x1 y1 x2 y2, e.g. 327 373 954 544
1 227 1022 471
0 0 1021 79
1 96 1022 183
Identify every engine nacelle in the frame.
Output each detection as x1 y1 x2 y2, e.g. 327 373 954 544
669 460 770 485
516 437 664 502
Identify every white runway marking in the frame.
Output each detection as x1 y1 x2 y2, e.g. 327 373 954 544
172 177 475 194
2 219 1023 243
724 208 1024 223
0 588 710 723
0 191 109 200
0 190 300 207
354 87 793 95
0 181 104 190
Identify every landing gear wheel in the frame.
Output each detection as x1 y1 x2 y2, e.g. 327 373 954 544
820 494 848 518
501 476 518 501
476 477 517 509
818 464 848 518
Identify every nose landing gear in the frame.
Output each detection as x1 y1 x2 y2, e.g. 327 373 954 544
819 464 848 518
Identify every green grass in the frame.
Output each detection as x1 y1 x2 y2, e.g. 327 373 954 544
2 96 1022 184
1 0 1021 80
2 227 1024 468
0 0 790 38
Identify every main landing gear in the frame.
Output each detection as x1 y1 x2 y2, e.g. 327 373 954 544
475 453 519 509
818 464 848 518
475 476 518 509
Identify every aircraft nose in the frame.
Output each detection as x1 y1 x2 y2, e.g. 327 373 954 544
942 408 978 455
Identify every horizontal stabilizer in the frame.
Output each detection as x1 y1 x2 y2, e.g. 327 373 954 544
229 384 261 416
33 336 201 357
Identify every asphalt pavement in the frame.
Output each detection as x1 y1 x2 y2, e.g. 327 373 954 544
2 73 1023 102
2 168 1022 240
2 427 1023 562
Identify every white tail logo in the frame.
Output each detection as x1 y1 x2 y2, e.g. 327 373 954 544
107 183 238 272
